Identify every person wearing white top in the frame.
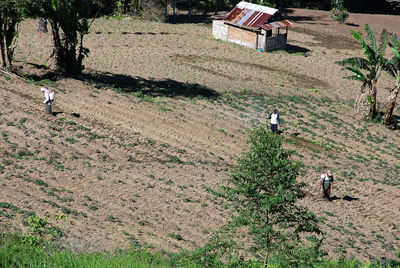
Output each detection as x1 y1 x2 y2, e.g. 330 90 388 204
319 170 334 200
41 87 54 114
268 108 280 133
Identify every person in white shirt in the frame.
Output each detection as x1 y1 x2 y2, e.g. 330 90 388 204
319 170 334 200
268 108 280 133
41 87 54 114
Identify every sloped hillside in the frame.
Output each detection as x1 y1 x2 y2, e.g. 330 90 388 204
1 10 400 261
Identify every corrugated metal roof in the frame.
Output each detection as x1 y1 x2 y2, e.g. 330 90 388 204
225 7 272 28
260 20 293 30
224 1 277 29
216 2 293 31
225 7 244 22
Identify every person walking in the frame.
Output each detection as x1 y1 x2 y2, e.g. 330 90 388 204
268 108 280 133
41 87 54 115
319 170 334 200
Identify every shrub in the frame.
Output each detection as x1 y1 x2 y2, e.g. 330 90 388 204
330 8 349 23
136 0 166 22
330 0 349 23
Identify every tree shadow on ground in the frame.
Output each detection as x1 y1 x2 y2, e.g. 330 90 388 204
285 15 325 23
345 22 359 27
166 14 213 24
387 114 400 130
24 68 220 100
281 9 325 23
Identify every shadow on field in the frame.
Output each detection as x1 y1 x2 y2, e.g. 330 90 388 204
345 22 360 27
342 195 359 202
25 68 220 99
390 115 400 130
281 9 327 24
286 44 311 54
329 196 340 201
291 27 360 50
78 71 220 99
284 15 325 24
174 54 330 89
166 14 212 24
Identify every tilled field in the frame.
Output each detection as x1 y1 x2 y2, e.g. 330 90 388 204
1 9 400 261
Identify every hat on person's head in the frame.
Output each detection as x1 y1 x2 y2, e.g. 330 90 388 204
273 108 278 113
327 170 332 176
40 87 47 92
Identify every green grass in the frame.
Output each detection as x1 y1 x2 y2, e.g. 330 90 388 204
0 233 169 268
1 232 399 267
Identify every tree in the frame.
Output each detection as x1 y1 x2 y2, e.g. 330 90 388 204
337 24 388 120
0 0 24 69
209 126 321 267
23 0 91 74
330 0 348 24
384 36 400 126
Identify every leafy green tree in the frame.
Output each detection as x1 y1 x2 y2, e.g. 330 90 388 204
23 0 91 74
208 126 321 267
337 24 388 119
0 0 24 69
383 37 400 126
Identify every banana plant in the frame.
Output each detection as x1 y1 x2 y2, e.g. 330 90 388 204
384 36 400 126
336 24 388 120
23 0 91 74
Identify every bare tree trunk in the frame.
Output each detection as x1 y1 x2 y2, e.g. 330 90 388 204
385 87 399 126
173 0 176 23
49 20 79 74
5 20 18 68
263 251 268 268
0 26 7 68
368 84 378 119
50 21 63 69
77 33 85 71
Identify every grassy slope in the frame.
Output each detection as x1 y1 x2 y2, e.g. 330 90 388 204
0 14 399 262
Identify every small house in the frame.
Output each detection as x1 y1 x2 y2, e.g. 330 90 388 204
211 1 292 51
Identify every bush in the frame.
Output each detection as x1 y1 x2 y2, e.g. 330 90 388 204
330 8 349 23
136 0 166 22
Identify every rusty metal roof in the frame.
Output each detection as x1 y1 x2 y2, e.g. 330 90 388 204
224 1 278 29
212 2 293 31
260 20 293 30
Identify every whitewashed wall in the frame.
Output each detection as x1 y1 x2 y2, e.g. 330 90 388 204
212 20 228 41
